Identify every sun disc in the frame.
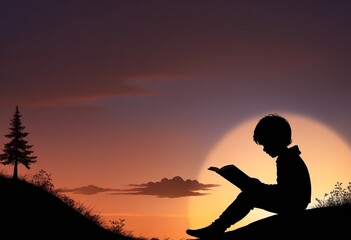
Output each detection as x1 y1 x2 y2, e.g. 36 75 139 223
188 113 351 231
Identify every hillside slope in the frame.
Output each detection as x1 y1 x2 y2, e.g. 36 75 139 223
0 176 135 240
225 204 351 239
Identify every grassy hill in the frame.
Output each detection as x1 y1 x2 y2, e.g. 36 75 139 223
0 175 137 240
1 173 350 240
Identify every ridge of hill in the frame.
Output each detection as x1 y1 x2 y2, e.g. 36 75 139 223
0 176 136 240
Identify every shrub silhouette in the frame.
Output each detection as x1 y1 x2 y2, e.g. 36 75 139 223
31 169 55 192
108 218 136 238
314 181 351 208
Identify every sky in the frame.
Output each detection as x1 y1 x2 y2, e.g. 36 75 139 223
1 1 351 239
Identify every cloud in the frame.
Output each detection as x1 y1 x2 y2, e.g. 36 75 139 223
58 176 219 198
115 176 220 198
57 185 122 195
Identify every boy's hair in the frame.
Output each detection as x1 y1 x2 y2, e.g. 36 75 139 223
253 113 292 146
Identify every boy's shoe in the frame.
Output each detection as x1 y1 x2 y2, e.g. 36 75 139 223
186 223 226 239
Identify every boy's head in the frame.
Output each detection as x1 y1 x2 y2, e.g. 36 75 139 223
253 113 292 147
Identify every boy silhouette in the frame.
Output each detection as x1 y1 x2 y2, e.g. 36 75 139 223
186 113 311 238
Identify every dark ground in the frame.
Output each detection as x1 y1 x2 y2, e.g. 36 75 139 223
224 204 351 239
1 176 350 240
0 176 136 240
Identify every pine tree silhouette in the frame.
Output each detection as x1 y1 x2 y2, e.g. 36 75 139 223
0 106 37 180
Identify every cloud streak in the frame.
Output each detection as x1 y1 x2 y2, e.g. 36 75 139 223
57 185 122 195
58 176 219 198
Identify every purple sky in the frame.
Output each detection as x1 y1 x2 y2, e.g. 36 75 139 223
1 1 351 238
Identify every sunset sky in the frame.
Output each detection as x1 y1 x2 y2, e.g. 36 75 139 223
1 1 351 239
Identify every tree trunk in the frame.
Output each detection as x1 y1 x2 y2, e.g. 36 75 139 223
13 160 18 180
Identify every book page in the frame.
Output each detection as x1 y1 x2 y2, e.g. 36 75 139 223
211 164 251 191
208 166 220 172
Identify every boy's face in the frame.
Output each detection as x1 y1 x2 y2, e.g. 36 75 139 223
262 142 286 158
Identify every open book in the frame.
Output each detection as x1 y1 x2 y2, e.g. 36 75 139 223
208 164 251 191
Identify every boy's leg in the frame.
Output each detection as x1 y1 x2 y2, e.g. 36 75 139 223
186 192 252 238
